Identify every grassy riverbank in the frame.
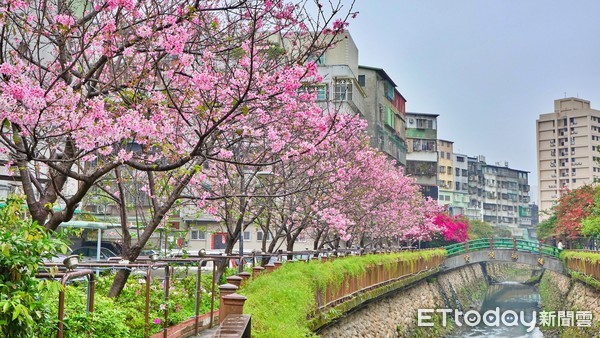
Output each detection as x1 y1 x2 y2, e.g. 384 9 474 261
239 250 446 338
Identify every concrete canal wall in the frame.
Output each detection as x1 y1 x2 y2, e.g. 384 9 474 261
318 264 488 338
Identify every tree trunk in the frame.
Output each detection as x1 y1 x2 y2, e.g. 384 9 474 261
214 236 237 284
108 268 132 298
286 238 297 260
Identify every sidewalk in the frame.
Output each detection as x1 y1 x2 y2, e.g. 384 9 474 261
190 326 218 338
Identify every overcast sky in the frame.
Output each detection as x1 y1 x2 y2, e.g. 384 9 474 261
347 0 600 194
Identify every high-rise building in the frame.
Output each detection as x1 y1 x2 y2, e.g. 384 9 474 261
437 140 454 207
537 98 600 219
467 157 532 238
406 113 439 199
358 66 408 165
451 153 470 216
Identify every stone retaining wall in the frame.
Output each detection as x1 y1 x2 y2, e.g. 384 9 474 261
318 264 487 338
540 270 600 337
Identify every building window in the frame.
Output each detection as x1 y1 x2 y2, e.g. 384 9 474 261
439 166 446 174
334 79 353 101
446 152 451 159
455 168 460 176
457 156 465 162
315 85 327 101
384 81 394 101
357 75 365 87
385 107 395 128
307 54 325 65
440 152 445 159
299 84 328 101
191 230 206 240
416 118 433 129
256 231 271 241
243 231 251 241
412 139 436 152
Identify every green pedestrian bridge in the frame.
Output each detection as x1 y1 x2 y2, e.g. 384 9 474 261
443 237 565 274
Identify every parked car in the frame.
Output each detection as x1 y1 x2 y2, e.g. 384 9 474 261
82 241 122 255
72 246 118 261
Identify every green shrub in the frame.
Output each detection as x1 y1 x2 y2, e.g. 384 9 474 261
36 272 219 338
0 196 70 337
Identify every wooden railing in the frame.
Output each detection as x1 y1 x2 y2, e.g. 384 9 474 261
315 254 445 309
563 252 600 282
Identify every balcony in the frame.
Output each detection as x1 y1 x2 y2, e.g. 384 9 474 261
319 65 366 114
519 218 532 227
376 128 407 164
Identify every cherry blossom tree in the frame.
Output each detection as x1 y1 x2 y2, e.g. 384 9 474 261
247 118 445 253
432 213 469 243
0 0 358 296
204 113 364 260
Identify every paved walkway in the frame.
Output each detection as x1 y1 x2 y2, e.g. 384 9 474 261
190 326 218 338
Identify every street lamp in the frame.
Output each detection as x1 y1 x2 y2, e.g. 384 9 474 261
238 170 273 273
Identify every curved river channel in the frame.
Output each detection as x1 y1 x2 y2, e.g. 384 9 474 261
445 281 545 338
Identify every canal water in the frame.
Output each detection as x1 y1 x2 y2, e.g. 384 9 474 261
446 281 544 338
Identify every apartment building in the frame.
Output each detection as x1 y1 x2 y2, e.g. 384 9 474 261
467 156 532 238
358 66 408 166
451 153 470 216
466 156 485 220
437 140 454 207
537 97 600 219
313 32 366 117
406 113 439 199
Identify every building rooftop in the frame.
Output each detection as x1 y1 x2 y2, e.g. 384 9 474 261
483 163 530 174
358 65 397 87
406 112 440 118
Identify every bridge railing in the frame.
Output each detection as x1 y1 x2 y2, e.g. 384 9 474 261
445 237 559 258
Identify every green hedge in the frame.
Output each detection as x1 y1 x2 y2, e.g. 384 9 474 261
560 250 600 263
240 249 446 338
